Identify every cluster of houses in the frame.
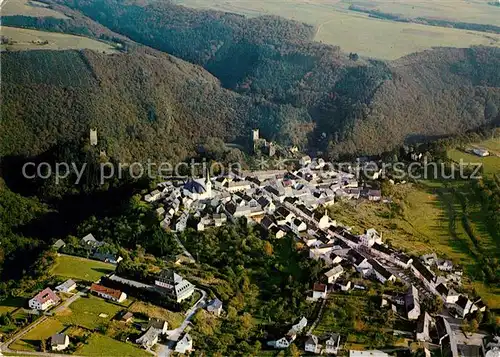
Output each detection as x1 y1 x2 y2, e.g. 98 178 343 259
53 233 123 265
139 158 493 355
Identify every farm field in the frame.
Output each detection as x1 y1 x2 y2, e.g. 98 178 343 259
1 0 69 19
76 334 150 357
51 254 115 282
0 26 119 53
174 0 500 59
55 295 125 330
10 318 64 352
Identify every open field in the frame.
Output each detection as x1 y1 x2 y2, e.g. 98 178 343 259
0 27 119 53
174 0 500 59
1 0 69 19
56 295 124 330
328 178 500 308
128 301 184 329
346 0 500 27
447 149 500 176
0 296 25 314
51 254 115 282
10 318 64 352
77 334 150 357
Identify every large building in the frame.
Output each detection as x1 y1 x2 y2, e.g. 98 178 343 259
155 270 195 303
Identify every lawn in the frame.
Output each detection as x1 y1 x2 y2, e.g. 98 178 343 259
77 334 150 357
128 301 184 329
51 254 115 282
10 318 64 352
0 296 26 314
173 0 500 59
0 26 119 53
56 295 123 330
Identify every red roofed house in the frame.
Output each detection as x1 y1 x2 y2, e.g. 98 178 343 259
29 288 60 311
90 283 127 303
312 283 328 300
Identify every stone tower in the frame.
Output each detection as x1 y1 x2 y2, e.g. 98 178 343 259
90 129 98 146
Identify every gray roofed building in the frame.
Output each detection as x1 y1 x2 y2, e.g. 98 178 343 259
207 298 223 316
52 239 66 250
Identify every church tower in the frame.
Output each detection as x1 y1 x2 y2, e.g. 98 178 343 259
205 168 212 198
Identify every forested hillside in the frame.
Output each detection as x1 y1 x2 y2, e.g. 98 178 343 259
34 0 500 156
2 0 500 158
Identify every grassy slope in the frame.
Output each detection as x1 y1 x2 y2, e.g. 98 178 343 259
0 26 118 52
328 178 500 308
51 255 115 282
174 0 500 59
1 0 69 19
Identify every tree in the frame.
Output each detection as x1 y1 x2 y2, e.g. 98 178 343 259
286 344 301 357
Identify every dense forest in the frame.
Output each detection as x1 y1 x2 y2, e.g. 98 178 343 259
1 0 500 158
0 48 312 162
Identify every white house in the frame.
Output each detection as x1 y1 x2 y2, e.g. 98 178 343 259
455 295 473 318
274 337 291 349
175 333 193 354
144 189 163 203
290 218 307 235
405 285 421 320
360 228 382 247
369 259 396 284
55 279 77 293
416 312 432 342
325 334 341 354
324 265 344 283
312 283 328 300
29 288 60 311
50 334 70 351
90 284 127 303
305 335 321 354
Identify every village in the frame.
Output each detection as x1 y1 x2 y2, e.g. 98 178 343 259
1 152 498 357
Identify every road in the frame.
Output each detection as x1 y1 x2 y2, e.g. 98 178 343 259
156 288 207 357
